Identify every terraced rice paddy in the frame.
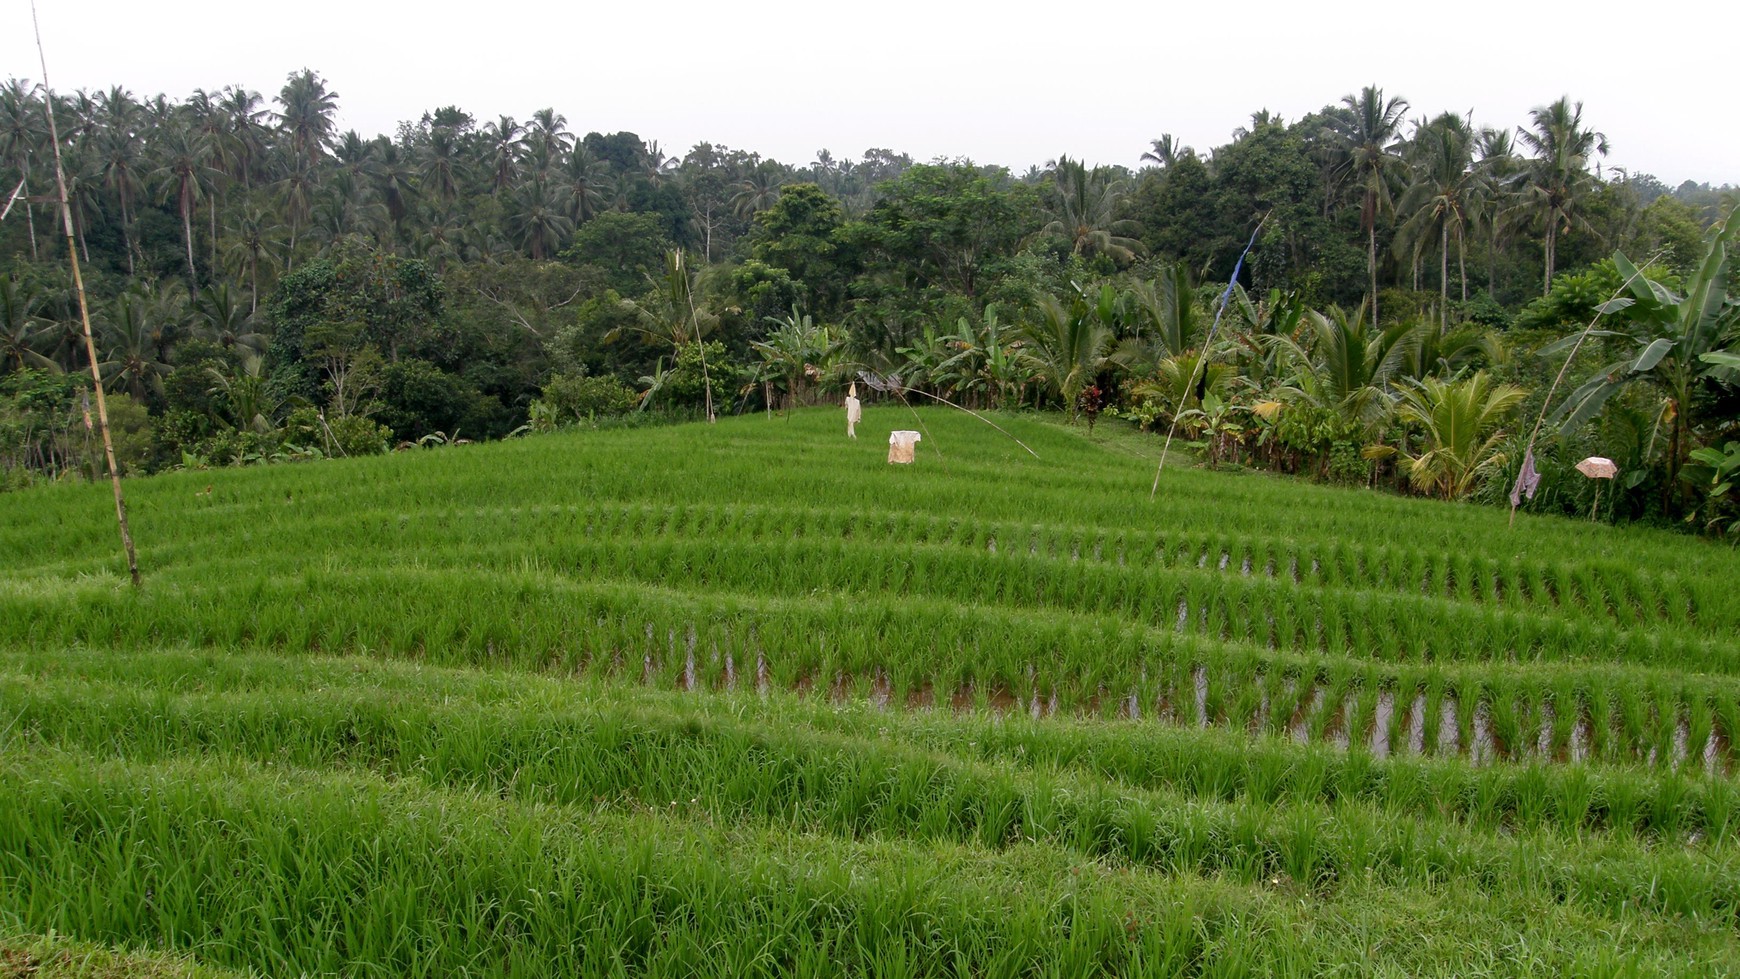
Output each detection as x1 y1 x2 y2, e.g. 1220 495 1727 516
2 407 1738 975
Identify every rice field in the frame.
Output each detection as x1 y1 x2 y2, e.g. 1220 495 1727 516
2 407 1737 976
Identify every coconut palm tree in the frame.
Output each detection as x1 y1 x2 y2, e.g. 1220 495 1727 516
0 276 56 372
1397 112 1477 330
1332 85 1411 326
275 69 340 164
559 148 610 224
731 166 784 218
220 85 269 191
1040 156 1142 264
207 353 291 433
483 115 523 193
186 89 234 270
98 291 174 401
1140 134 1189 169
615 251 721 419
418 126 465 206
1471 127 1521 295
0 78 43 260
274 153 319 267
1121 263 1202 361
150 121 217 283
222 205 282 313
192 283 266 357
507 179 573 260
1515 97 1608 295
1394 371 1527 499
525 108 572 164
96 87 145 274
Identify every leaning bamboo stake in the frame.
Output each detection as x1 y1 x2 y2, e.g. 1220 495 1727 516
33 2 141 586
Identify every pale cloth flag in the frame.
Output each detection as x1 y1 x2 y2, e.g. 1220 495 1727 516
1510 447 1541 508
845 382 862 438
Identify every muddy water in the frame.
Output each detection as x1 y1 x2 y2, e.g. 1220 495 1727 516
1371 689 1395 758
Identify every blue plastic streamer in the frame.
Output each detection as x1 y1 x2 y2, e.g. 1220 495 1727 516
1151 214 1269 497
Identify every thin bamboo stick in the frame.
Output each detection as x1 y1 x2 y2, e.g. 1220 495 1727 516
32 1 140 586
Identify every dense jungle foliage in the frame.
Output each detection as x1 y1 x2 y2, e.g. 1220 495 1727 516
2 73 1736 533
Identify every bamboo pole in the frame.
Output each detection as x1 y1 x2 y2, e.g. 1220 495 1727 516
33 1 141 586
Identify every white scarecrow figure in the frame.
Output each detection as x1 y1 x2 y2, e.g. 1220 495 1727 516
845 382 862 439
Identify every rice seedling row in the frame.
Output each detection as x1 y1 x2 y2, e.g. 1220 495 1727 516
3 742 1737 978
3 650 1735 851
5 408 1738 974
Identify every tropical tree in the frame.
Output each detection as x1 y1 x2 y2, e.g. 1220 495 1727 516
752 305 845 410
1140 134 1189 169
1272 304 1420 437
1394 371 1527 499
96 87 145 274
0 276 55 372
559 148 610 225
615 251 721 419
1397 112 1478 329
934 304 1033 409
223 206 283 313
1021 285 1114 417
483 115 524 193
192 283 266 357
1515 97 1607 295
1550 214 1738 508
731 166 785 218
208 353 293 433
418 126 465 205
220 85 269 191
150 120 216 283
1040 156 1142 264
98 291 175 401
507 180 572 260
1331 85 1411 325
275 69 340 164
1121 263 1202 361
1472 126 1521 295
0 78 43 260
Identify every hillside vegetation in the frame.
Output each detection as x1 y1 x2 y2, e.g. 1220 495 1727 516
2 409 1737 976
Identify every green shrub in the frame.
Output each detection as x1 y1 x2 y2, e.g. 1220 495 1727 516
538 372 639 423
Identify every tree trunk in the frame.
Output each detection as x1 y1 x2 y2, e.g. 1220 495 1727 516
1440 223 1450 335
23 170 39 260
1458 224 1468 303
1543 221 1556 297
1368 225 1379 327
182 198 197 284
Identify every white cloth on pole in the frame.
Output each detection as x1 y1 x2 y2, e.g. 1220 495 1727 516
845 396 862 438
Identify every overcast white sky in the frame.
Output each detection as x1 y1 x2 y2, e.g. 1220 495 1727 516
9 0 1737 186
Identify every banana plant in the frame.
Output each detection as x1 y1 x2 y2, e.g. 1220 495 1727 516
1549 213 1738 507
